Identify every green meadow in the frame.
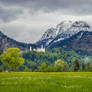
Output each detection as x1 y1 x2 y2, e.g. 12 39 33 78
0 72 92 92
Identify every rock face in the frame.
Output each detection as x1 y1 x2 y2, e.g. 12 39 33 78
0 31 32 54
36 21 90 47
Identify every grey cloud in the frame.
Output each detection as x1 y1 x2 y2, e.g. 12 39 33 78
0 0 92 15
0 0 91 23
0 6 23 22
0 0 92 43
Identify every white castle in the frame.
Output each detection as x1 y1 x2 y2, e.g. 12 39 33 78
30 45 45 52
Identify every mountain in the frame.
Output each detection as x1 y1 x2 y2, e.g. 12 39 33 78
0 20 92 55
47 31 92 55
36 28 57 47
36 21 90 47
0 31 32 54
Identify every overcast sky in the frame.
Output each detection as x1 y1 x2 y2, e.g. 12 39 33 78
0 0 92 43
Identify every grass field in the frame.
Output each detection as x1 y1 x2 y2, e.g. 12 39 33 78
0 72 92 92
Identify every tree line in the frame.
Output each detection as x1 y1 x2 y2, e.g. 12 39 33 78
0 48 92 72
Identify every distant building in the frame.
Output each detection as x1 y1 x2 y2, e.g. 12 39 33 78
30 45 45 52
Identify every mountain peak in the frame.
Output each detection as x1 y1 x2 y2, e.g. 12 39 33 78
56 20 74 35
40 27 56 41
72 21 90 28
36 20 91 47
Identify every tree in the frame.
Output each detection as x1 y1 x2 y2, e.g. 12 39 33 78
0 48 24 71
63 63 69 72
88 63 92 72
47 65 53 72
40 62 47 72
74 60 80 72
54 59 67 72
82 62 86 71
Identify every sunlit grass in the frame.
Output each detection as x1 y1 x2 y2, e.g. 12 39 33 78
0 72 92 92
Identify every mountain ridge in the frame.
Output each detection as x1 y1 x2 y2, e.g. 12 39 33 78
0 31 33 54
36 20 90 47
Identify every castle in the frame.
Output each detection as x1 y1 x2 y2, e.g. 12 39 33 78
30 45 45 52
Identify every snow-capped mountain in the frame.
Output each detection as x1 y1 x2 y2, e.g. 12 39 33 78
36 28 57 47
40 28 56 41
56 21 73 35
36 21 91 47
49 21 90 45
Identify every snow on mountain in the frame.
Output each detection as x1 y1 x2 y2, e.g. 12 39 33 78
36 28 57 46
67 21 90 35
51 21 90 44
40 28 56 41
36 20 91 47
56 21 73 35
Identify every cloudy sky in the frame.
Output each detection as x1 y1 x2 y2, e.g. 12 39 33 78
0 0 92 43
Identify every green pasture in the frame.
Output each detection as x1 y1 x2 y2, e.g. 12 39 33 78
0 72 92 92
